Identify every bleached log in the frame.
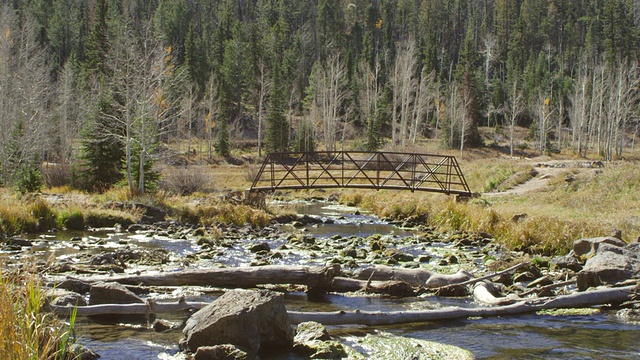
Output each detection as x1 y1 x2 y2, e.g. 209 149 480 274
78 265 340 289
330 277 415 296
472 282 520 306
353 266 472 288
49 300 209 316
436 262 526 291
288 285 636 325
50 285 637 323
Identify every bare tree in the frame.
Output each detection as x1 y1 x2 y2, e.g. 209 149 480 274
444 82 465 152
410 68 436 144
504 76 526 157
204 73 219 158
102 22 177 196
568 59 590 157
391 40 419 147
0 8 52 184
309 53 348 152
256 61 270 157
605 61 640 160
534 93 555 153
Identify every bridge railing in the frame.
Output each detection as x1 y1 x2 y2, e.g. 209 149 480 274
249 151 472 196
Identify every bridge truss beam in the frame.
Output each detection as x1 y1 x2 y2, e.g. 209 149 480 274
249 151 472 197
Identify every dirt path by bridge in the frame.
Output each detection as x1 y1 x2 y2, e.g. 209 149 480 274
482 159 604 197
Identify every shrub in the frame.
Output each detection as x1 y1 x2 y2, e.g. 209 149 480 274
0 201 38 236
85 210 135 228
160 166 214 195
0 270 77 359
15 165 43 195
58 209 85 231
41 163 73 188
28 198 57 231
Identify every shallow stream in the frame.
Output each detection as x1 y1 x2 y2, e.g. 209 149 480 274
12 201 640 359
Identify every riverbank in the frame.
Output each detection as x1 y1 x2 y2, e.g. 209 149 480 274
7 199 639 359
2 154 639 256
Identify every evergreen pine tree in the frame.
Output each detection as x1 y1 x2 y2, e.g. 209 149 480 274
265 63 289 153
78 93 125 191
216 82 231 157
77 0 125 192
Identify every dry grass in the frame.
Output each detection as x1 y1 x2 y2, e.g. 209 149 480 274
176 201 271 227
0 269 76 359
339 159 639 255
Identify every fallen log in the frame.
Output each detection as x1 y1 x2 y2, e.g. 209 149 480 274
75 265 340 289
49 285 637 324
520 280 576 297
288 285 636 326
49 299 209 316
353 266 472 288
435 262 526 291
472 282 520 306
330 277 415 296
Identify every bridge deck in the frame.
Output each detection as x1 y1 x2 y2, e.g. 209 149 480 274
249 151 472 197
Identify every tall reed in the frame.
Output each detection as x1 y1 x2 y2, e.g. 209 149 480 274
0 269 76 360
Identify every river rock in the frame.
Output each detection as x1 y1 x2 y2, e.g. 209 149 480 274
573 236 627 258
51 292 88 307
194 345 250 360
89 282 144 305
550 252 583 272
68 344 100 360
181 289 294 356
576 242 640 290
293 321 342 357
6 237 33 247
57 278 92 294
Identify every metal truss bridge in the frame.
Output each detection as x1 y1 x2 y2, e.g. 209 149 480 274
249 151 472 197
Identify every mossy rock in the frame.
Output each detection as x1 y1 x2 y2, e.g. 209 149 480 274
343 332 474 360
537 308 601 316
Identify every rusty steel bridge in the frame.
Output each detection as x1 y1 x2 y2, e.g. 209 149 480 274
249 151 472 197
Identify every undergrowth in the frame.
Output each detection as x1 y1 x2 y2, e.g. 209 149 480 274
0 269 77 359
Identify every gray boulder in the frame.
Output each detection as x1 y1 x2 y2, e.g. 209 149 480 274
182 289 294 356
51 292 88 307
577 242 640 290
89 282 144 305
550 252 582 272
293 321 346 359
573 236 627 258
194 345 250 360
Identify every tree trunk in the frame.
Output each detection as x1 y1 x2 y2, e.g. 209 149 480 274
48 286 637 323
288 285 636 325
80 265 340 289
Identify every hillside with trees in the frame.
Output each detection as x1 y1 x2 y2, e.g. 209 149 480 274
1 0 639 194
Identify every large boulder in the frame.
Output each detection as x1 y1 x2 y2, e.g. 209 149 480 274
181 289 294 357
573 236 627 258
577 242 640 290
89 282 144 305
194 345 250 360
293 321 346 359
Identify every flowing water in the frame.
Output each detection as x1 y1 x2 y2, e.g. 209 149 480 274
10 201 640 359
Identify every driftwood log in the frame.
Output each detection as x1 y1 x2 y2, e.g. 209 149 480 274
288 285 636 325
330 277 415 296
472 282 521 306
77 265 340 289
48 285 636 324
72 265 472 296
354 266 473 288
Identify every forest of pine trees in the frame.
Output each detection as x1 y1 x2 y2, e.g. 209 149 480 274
1 0 639 193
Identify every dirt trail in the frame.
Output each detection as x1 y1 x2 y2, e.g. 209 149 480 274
482 159 602 197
